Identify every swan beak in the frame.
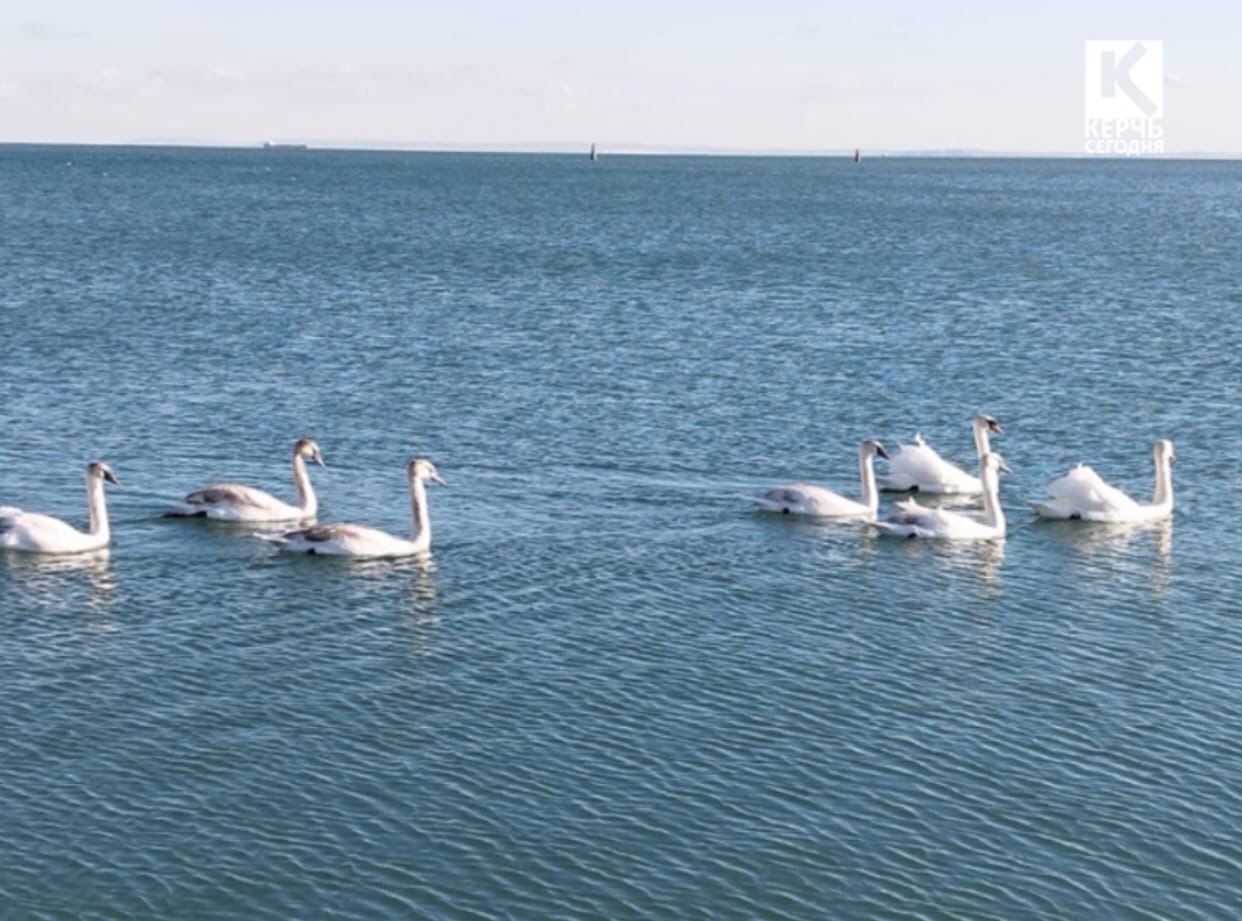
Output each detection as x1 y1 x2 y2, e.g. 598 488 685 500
875 444 890 460
103 470 120 486
997 458 1013 475
990 421 1004 434
431 474 447 487
314 454 326 469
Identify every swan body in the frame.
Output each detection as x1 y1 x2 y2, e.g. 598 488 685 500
878 414 1002 494
260 458 444 558
1029 440 1174 523
874 452 1009 540
754 440 889 520
0 462 119 554
169 437 324 522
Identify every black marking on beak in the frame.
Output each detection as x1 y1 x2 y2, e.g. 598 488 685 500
103 470 120 486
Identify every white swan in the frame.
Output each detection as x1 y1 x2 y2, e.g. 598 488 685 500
878 414 1003 494
0 461 120 554
1028 439 1174 523
874 452 1010 540
753 440 890 520
259 458 445 558
169 437 324 522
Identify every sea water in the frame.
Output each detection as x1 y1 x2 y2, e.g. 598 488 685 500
1 146 1241 918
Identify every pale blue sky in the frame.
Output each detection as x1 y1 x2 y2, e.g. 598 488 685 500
1 0 1238 153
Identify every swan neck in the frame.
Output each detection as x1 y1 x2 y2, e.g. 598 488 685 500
86 473 109 539
292 453 317 515
977 456 1004 532
1153 452 1174 509
858 450 878 512
409 476 430 547
973 420 992 459
980 475 1004 529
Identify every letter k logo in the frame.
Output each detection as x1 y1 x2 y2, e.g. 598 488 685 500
1100 42 1158 116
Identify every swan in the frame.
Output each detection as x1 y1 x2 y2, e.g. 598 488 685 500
0 461 120 554
168 437 324 522
877 414 1003 494
753 440 890 520
1028 439 1174 523
258 458 445 558
874 452 1010 540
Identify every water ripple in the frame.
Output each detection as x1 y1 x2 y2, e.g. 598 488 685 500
2 151 1241 919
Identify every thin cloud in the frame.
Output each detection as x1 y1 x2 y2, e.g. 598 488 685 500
14 20 87 40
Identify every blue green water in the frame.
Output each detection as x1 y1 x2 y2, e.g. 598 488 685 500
2 146 1241 919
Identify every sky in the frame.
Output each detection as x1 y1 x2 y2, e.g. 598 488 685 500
1 0 1239 154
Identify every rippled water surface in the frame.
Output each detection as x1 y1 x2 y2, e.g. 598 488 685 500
2 147 1241 919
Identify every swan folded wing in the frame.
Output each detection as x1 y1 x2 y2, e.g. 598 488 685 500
0 511 89 549
294 524 365 543
886 501 953 532
759 484 863 517
1045 465 1137 513
761 486 809 506
183 483 288 513
883 441 976 492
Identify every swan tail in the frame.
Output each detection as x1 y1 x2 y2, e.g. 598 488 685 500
875 474 917 492
873 520 931 539
164 504 208 518
1028 499 1075 520
750 495 804 516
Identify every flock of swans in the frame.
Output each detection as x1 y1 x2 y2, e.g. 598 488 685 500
755 414 1175 540
0 439 445 558
0 417 1175 558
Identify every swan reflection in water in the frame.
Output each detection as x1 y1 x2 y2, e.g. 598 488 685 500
889 534 1006 590
1 548 118 617
1042 517 1172 597
339 554 442 655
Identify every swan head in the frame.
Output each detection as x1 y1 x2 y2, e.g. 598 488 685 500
975 414 1003 435
408 457 447 487
87 460 119 486
294 437 325 468
1153 439 1175 465
860 439 890 461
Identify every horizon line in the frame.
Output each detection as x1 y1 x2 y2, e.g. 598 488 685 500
2 139 1241 161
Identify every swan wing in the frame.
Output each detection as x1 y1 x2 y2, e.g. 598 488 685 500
0 511 97 553
174 483 299 520
1044 465 1138 514
879 439 979 494
260 523 416 557
755 484 869 519
184 483 277 508
877 500 997 539
884 500 955 533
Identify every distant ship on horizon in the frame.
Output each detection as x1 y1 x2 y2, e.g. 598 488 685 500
589 142 598 161
853 148 861 163
262 141 308 150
